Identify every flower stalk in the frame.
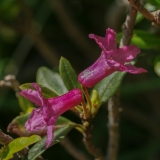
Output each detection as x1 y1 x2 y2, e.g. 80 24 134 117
82 117 104 160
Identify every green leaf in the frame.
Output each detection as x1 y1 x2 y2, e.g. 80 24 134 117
117 30 160 49
8 114 30 134
1 135 41 160
145 0 160 6
36 66 68 95
23 116 76 160
0 149 2 158
59 57 81 90
20 83 57 98
18 96 34 113
94 72 126 105
90 89 100 117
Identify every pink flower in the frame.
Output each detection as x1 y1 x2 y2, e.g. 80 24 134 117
20 83 82 147
78 28 147 88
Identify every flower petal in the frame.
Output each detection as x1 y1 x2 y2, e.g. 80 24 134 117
89 28 117 51
123 64 148 74
78 53 113 88
112 45 140 64
25 108 46 132
46 125 54 148
107 60 147 74
46 89 83 119
20 83 43 107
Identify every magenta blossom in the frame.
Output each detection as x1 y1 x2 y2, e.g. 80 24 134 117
78 28 147 88
20 83 82 147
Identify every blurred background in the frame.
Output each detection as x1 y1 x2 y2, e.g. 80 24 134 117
1 0 160 159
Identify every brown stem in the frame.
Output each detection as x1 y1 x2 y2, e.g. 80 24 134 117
83 117 104 160
82 86 92 112
119 4 137 47
0 75 20 97
0 129 13 145
106 90 121 160
81 99 88 119
128 0 155 21
106 3 138 160
128 0 160 26
60 136 92 160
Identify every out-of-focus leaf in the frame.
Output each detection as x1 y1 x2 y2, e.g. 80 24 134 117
121 78 160 96
154 61 160 77
20 83 57 98
0 0 20 20
36 67 68 95
22 116 76 160
145 0 160 7
1 135 41 160
59 57 81 90
94 72 126 105
0 59 8 77
0 149 2 158
117 30 160 49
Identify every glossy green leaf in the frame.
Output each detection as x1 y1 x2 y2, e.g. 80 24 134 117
1 135 41 160
36 66 68 95
22 116 76 160
59 57 81 90
20 83 57 98
94 72 126 105
117 30 160 49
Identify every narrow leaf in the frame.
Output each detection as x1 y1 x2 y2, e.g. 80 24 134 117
1 135 41 160
94 72 126 105
36 66 68 95
59 57 81 90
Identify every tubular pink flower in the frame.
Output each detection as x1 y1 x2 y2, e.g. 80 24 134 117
78 28 147 88
20 83 82 147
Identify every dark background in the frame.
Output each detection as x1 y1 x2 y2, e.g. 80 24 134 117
0 0 160 159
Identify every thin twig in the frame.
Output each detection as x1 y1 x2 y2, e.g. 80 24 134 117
83 117 104 160
60 136 92 160
119 4 137 47
128 0 160 25
0 75 20 97
106 3 138 160
106 90 121 160
0 129 13 145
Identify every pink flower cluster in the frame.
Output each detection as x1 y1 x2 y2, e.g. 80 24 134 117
20 28 147 148
20 83 82 147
